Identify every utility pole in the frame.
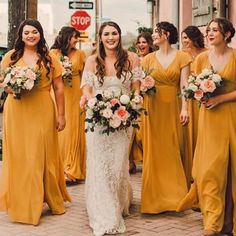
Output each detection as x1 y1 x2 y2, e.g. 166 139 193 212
7 0 38 50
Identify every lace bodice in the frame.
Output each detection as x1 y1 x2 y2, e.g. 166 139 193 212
81 67 143 95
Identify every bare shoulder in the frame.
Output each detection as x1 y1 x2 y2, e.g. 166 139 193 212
127 51 140 68
128 51 139 61
85 54 97 64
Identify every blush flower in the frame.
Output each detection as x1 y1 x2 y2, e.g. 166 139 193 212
200 79 216 93
194 89 204 101
115 106 130 121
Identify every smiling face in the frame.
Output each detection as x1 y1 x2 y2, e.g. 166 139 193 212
206 21 225 46
22 25 40 48
101 25 120 50
181 32 193 49
152 27 167 46
136 37 150 57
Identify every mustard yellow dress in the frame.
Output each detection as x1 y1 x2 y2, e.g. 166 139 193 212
0 50 71 225
141 50 191 213
178 50 236 234
185 48 208 163
51 49 86 181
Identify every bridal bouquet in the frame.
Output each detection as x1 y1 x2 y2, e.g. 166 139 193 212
60 55 72 87
81 91 146 135
140 69 156 96
182 68 223 103
1 66 41 99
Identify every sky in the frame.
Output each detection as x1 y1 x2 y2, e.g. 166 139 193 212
102 0 150 34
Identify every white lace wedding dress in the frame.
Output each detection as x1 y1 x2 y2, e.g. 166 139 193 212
81 68 142 236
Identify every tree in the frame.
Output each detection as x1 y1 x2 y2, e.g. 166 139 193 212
8 0 38 50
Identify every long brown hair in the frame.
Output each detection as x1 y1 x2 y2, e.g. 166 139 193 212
51 26 80 56
10 19 51 78
95 21 131 85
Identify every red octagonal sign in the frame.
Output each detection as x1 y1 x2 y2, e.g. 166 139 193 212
71 11 91 31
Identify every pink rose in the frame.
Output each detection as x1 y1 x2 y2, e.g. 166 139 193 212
200 79 216 93
109 116 121 128
142 75 155 89
25 69 36 80
110 98 120 106
80 95 88 109
115 106 130 121
194 89 204 101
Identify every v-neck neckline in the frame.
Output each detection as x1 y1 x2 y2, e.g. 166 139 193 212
155 50 178 71
208 49 234 74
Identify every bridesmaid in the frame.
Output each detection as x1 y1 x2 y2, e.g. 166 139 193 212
51 27 86 184
129 31 154 174
178 18 236 236
0 19 71 225
141 21 191 213
181 25 207 181
136 32 154 60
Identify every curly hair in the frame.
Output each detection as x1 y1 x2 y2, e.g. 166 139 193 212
95 21 131 85
182 25 205 49
156 21 178 44
51 26 80 56
206 18 235 43
136 32 154 53
10 19 51 78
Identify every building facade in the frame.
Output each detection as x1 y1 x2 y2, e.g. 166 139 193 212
149 0 236 47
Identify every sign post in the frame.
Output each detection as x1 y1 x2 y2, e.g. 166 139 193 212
71 10 91 31
69 1 93 10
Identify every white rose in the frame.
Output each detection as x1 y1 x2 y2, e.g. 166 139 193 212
188 83 198 92
109 116 121 129
201 68 212 77
86 108 94 118
211 74 222 83
87 98 97 108
24 79 34 90
120 94 130 105
102 108 113 118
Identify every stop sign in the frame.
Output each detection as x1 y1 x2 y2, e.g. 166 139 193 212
71 11 91 31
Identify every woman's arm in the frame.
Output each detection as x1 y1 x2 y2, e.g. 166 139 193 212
129 52 141 94
180 64 190 125
204 90 236 109
52 76 66 131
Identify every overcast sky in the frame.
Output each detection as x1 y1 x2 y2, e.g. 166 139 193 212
102 0 150 34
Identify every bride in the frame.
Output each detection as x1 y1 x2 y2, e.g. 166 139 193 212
81 21 142 236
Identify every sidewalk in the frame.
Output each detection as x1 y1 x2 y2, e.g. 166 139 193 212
0 163 203 236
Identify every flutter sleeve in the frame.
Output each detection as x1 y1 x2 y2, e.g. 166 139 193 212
80 71 96 88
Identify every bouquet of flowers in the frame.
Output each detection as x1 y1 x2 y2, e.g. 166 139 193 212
1 66 41 99
140 69 156 96
81 90 147 135
60 55 72 87
182 68 223 103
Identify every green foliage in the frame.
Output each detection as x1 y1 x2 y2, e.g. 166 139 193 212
137 26 153 34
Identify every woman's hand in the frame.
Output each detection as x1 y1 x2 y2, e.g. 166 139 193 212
202 95 223 109
57 115 66 132
180 109 189 125
4 86 14 94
